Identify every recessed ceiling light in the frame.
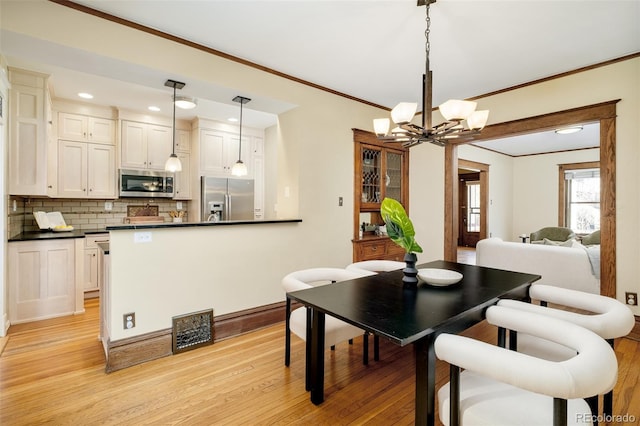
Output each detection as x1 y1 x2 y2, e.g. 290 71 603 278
148 106 161 112
78 92 93 99
555 126 583 135
228 117 238 122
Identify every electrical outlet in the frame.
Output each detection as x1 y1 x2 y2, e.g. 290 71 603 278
625 292 638 306
123 312 136 329
339 197 343 206
104 201 113 211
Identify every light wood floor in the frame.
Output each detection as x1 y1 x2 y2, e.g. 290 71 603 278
1 299 639 425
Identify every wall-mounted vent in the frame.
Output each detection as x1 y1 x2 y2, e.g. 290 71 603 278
172 309 214 354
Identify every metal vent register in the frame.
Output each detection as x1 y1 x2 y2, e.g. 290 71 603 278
172 309 215 354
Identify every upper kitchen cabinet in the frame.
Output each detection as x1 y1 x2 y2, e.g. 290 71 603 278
198 129 252 177
121 120 172 171
58 112 115 144
57 140 116 199
8 67 53 196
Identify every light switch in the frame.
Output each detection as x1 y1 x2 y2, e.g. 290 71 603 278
104 201 113 211
176 201 183 210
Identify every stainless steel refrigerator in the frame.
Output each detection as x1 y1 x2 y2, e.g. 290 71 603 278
201 177 255 221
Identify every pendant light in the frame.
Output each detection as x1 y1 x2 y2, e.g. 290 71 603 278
164 79 184 173
231 95 251 177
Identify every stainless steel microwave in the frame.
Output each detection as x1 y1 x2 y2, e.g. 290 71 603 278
119 169 174 198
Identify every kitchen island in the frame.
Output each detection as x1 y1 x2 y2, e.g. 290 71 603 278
101 218 303 371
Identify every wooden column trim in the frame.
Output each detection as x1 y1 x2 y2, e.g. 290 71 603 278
444 100 618 298
444 144 458 261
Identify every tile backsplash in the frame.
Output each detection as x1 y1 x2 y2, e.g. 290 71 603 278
8 196 190 238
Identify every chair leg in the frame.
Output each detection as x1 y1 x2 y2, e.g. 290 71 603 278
603 338 614 418
349 339 353 345
285 297 291 366
363 332 369 365
330 345 335 351
449 364 461 426
374 334 380 361
553 398 568 426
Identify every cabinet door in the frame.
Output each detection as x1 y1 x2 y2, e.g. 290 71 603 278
9 84 48 195
174 152 191 200
384 149 405 204
146 124 172 170
175 129 190 152
88 143 116 198
200 129 227 175
57 140 88 198
88 117 115 144
8 240 76 323
58 112 87 141
121 121 147 169
360 145 383 208
83 248 99 292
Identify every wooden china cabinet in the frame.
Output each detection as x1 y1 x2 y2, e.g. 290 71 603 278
352 129 409 262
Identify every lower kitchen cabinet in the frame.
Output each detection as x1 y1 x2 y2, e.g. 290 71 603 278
8 239 83 323
84 233 109 297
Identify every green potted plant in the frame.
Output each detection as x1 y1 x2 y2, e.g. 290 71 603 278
380 198 422 286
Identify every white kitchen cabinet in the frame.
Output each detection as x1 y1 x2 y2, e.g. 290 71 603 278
84 234 109 296
58 112 115 144
175 128 190 152
199 129 251 177
121 120 172 171
8 239 81 323
174 152 191 200
57 140 116 198
8 68 52 196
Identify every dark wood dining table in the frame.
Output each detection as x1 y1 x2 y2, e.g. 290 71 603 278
287 260 541 425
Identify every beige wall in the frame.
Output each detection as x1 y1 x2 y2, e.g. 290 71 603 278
2 0 639 333
451 58 640 314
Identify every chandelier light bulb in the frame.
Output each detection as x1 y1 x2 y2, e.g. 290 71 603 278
467 110 490 130
438 100 477 121
391 102 418 124
373 118 391 136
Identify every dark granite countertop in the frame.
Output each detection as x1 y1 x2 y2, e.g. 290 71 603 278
106 218 302 231
9 228 109 242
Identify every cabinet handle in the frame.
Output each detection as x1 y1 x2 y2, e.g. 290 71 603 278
48 185 53 189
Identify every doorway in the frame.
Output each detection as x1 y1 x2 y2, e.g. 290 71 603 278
457 159 489 248
444 100 618 298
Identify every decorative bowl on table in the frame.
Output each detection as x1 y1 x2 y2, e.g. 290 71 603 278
417 268 463 286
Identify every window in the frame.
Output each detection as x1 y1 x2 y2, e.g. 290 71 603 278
562 166 600 233
466 181 481 232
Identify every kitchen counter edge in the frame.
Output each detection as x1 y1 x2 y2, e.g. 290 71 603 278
105 218 303 231
9 228 109 242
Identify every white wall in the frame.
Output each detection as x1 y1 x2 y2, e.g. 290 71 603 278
512 149 599 238
458 144 514 241
0 61 8 336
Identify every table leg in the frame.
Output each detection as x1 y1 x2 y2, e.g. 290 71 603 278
310 309 326 405
414 334 436 426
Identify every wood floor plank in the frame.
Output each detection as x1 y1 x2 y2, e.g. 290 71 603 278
1 300 638 425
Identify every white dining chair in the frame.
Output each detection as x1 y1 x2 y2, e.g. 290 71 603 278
435 304 618 426
282 268 376 371
345 260 405 274
497 284 634 419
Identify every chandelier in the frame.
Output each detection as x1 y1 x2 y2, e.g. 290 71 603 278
373 0 489 148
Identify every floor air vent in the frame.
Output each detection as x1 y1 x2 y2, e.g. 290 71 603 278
172 309 215 354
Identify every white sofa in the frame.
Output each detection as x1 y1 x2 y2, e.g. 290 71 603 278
476 237 600 294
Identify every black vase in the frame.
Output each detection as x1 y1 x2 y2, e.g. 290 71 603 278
402 252 419 287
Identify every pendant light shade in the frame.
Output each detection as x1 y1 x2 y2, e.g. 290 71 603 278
232 95 251 177
165 153 182 172
164 79 184 173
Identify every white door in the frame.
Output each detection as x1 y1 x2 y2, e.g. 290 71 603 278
87 143 116 198
57 140 87 198
121 121 147 169
146 124 172 170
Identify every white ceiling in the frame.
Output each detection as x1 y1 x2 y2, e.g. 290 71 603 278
2 0 638 154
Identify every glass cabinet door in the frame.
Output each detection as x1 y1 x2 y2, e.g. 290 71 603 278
361 146 382 205
385 150 403 202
